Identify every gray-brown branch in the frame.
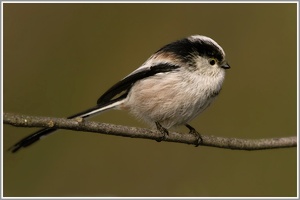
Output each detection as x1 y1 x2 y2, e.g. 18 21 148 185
3 112 297 150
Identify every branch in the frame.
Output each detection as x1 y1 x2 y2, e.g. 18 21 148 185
3 112 297 151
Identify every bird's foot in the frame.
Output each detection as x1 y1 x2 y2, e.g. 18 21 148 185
185 124 203 147
155 122 169 142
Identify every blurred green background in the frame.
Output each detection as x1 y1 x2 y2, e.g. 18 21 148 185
3 3 297 197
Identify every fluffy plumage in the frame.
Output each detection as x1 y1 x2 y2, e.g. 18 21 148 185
10 35 230 152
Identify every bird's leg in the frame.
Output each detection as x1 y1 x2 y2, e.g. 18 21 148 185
185 124 203 147
155 122 169 142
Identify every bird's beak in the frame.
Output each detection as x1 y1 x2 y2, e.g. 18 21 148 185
221 63 230 69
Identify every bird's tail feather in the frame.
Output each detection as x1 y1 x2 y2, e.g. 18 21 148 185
9 101 122 153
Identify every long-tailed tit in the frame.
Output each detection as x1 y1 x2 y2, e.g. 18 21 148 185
10 35 230 152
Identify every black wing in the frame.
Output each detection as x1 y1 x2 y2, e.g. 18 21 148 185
97 63 180 106
10 63 180 153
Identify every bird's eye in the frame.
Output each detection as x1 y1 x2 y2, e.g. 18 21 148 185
209 58 216 66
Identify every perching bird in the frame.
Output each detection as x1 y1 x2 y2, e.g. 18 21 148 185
10 35 230 152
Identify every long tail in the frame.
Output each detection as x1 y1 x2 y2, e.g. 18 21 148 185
9 101 122 153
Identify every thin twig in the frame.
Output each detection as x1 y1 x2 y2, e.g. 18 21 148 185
3 112 297 150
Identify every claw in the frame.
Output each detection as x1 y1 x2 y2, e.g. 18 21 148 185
155 122 169 142
185 124 203 147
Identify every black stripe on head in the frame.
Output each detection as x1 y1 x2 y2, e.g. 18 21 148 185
156 37 224 63
97 63 180 106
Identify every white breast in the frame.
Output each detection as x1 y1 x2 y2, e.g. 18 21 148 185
122 68 225 129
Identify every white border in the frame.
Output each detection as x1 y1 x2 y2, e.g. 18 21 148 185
1 1 298 199
297 1 299 199
0 1 299 3
1 1 3 199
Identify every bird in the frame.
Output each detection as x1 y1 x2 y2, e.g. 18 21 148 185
10 35 230 153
